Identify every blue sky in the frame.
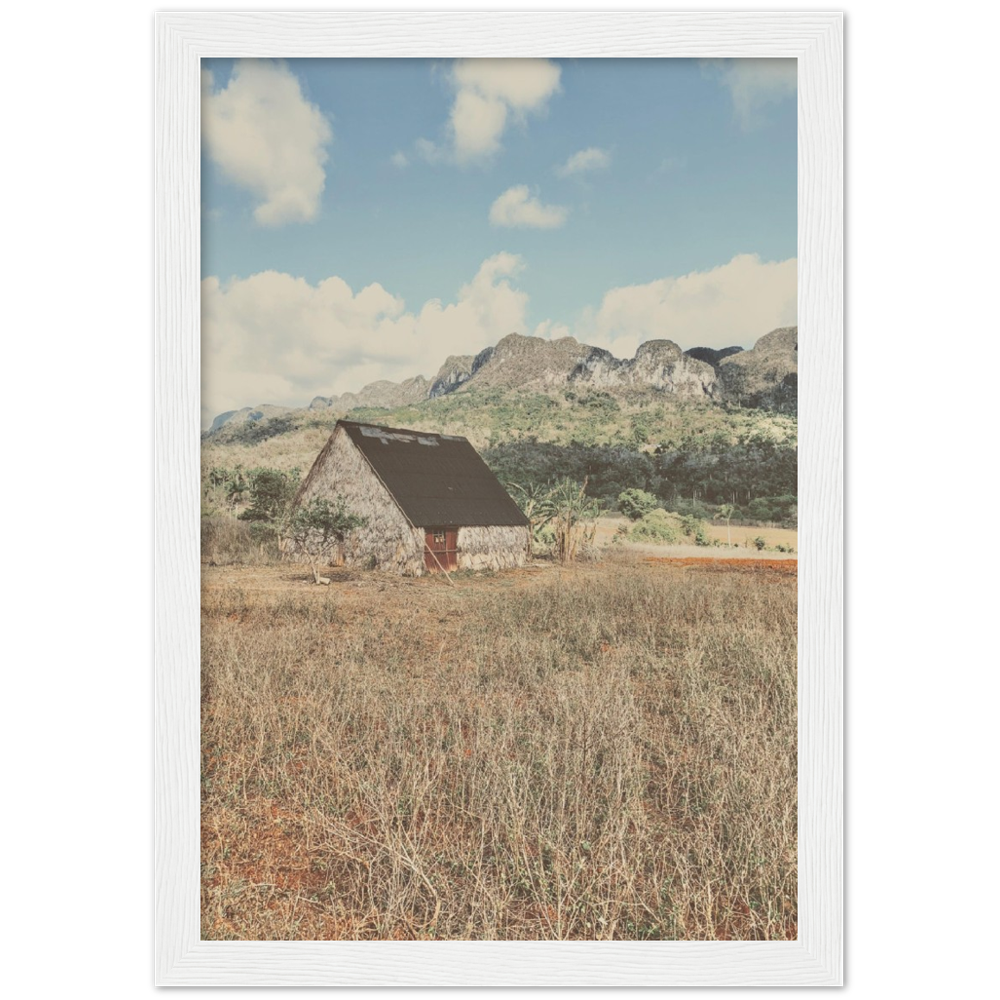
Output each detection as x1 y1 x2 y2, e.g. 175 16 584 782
201 58 796 425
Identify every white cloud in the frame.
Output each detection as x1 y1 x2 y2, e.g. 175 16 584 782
556 147 611 177
202 60 332 226
533 319 573 341
450 88 510 161
202 254 528 427
202 251 797 427
704 58 797 130
419 59 561 165
390 151 409 169
412 137 443 164
489 185 568 229
578 254 797 357
452 59 561 111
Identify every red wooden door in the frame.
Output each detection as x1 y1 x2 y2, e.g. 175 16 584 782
424 528 458 571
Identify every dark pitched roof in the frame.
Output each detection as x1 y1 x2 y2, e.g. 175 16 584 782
339 420 529 528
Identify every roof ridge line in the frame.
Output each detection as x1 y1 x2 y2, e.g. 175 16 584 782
336 417 466 442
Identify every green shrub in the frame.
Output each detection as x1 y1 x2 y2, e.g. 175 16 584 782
629 509 680 544
618 488 659 521
248 521 280 547
679 514 710 546
231 414 298 444
237 467 301 523
288 496 368 583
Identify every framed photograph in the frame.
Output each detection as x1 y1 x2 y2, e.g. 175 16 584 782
155 10 842 986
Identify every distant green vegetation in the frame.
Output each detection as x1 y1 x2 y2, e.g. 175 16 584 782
203 386 797 529
483 437 796 521
212 386 796 453
220 414 299 445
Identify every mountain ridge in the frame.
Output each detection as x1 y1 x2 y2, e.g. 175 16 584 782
209 327 797 436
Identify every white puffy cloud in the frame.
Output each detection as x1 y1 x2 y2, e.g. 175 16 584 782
489 185 568 229
452 59 561 111
555 147 611 177
532 319 573 341
202 60 332 226
390 151 409 169
202 254 527 427
419 59 561 164
704 58 797 130
414 137 445 164
202 251 797 427
450 88 510 161
577 254 797 358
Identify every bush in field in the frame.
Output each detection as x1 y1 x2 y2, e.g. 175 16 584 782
203 465 253 514
287 496 368 584
625 508 709 546
753 536 767 551
203 465 301 521
618 488 659 521
238 468 301 523
629 509 681 544
226 414 298 445
679 514 710 546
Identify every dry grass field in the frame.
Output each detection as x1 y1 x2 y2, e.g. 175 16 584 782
201 551 797 941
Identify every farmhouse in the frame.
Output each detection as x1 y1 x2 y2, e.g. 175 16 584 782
289 420 531 575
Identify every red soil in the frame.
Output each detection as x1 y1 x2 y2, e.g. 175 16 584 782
644 557 797 576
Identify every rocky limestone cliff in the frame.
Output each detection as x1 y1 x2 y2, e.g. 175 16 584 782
571 339 717 398
683 345 744 369
428 355 475 398
207 327 798 435
308 375 430 412
455 333 597 392
209 403 293 432
428 345 497 397
717 326 797 412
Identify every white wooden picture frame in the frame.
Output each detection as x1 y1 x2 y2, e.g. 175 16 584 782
154 10 842 986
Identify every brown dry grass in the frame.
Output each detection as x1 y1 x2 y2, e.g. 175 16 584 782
201 555 796 941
